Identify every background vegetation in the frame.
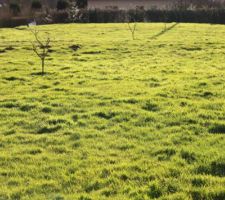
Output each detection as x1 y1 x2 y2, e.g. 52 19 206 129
0 23 225 199
3 9 225 27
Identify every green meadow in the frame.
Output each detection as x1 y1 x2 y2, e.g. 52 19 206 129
0 23 225 200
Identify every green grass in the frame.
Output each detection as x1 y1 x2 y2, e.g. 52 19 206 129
0 23 225 200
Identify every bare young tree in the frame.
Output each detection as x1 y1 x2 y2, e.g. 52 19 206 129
163 23 167 31
127 22 137 40
163 15 168 31
30 29 51 75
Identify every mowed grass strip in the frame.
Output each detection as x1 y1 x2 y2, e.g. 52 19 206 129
0 23 225 200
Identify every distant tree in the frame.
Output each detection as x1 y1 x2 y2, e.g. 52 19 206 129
173 0 191 10
30 28 51 75
9 3 21 16
127 22 137 40
31 0 42 10
163 15 168 31
67 0 86 22
76 0 87 9
67 1 79 22
57 0 69 10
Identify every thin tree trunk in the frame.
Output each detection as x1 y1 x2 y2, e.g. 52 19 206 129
42 59 44 75
132 32 135 40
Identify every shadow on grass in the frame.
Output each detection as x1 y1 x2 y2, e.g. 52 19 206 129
37 125 61 134
31 72 53 76
150 23 179 40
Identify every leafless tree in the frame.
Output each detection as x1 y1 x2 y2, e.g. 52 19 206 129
163 22 167 31
30 28 51 75
127 22 137 40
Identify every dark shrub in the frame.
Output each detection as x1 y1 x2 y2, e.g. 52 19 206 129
0 17 28 28
57 0 69 10
76 0 88 9
127 9 146 22
31 0 42 10
4 8 225 27
52 11 69 23
85 9 225 24
9 3 21 16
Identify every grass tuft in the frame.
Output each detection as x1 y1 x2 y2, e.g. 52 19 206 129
209 123 225 134
142 100 159 112
37 125 61 134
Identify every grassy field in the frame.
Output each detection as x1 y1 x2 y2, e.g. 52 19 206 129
0 23 225 200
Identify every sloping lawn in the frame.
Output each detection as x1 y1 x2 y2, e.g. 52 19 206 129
0 23 225 199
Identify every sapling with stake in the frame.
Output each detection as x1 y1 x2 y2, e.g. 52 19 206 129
127 22 137 40
164 22 167 31
30 28 51 75
163 15 168 31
